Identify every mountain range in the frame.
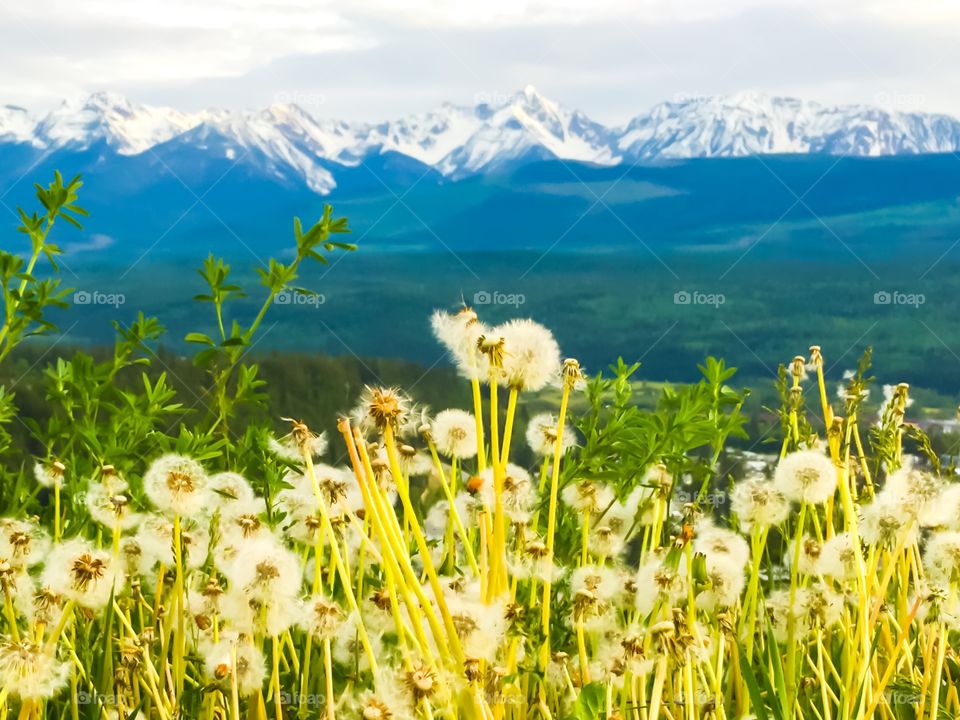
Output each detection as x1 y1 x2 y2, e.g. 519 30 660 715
4 87 960 196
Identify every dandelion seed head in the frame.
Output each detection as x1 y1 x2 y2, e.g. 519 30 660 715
42 539 119 611
202 634 266 696
692 523 750 570
0 518 50 568
0 639 69 700
774 449 837 505
493 319 562 392
431 307 489 381
33 460 66 489
859 492 918 548
207 471 258 512
923 531 960 585
525 412 575 457
143 454 210 518
561 479 615 515
430 409 478 459
85 485 141 531
816 532 859 581
730 475 790 530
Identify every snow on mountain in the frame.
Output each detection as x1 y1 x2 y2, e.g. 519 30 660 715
437 85 619 177
6 88 960 195
0 105 39 145
618 91 960 159
34 91 201 155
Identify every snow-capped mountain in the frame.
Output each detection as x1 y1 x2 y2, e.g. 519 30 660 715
617 91 960 159
3 88 960 195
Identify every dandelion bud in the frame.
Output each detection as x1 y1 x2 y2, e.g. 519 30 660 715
790 355 807 381
808 345 823 367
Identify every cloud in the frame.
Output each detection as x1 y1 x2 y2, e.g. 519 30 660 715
1 0 958 119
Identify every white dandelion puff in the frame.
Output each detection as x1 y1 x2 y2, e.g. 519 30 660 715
493 319 562 392
41 538 120 611
0 639 70 700
430 409 478 459
774 449 838 505
143 454 210 518
730 475 790 531
525 412 576 457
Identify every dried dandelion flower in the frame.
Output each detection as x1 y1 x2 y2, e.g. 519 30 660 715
357 386 410 432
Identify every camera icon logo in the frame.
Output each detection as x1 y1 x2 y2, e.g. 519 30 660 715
674 290 691 305
873 291 891 305
473 291 492 305
73 291 91 305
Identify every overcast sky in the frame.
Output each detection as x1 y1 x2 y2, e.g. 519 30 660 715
1 0 957 123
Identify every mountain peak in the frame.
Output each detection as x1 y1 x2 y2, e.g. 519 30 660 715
5 88 960 195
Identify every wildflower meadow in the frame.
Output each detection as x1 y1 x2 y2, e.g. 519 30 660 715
0 173 958 720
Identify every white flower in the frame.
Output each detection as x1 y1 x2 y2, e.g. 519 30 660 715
883 461 943 524
219 535 301 603
693 523 750 570
494 319 562 392
923 531 960 584
143 454 210 517
207 472 258 514
694 553 745 612
33 460 65 489
0 639 69 700
816 532 859 581
430 307 489 382
202 634 266 696
0 519 51 568
268 432 327 464
136 514 210 571
561 480 615 515
85 485 141 531
297 594 345 640
430 409 478 459
730 475 790 531
859 492 917 549
525 412 576 457
41 538 120 611
774 450 837 505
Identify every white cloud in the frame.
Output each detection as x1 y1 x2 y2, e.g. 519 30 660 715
1 0 958 119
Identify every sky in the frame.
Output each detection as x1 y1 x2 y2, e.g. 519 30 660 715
1 0 958 123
